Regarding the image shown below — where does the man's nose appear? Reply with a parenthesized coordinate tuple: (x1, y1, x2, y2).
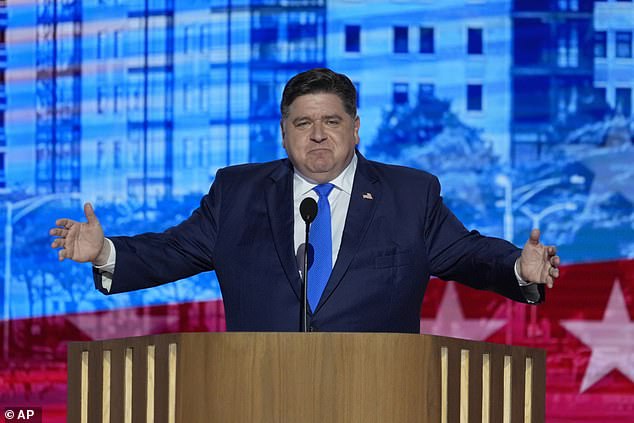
(309, 122, 327, 142)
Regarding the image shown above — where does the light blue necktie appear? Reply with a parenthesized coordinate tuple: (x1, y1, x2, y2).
(308, 183, 334, 312)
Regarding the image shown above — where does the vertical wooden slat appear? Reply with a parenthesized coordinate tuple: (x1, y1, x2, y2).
(103, 350, 112, 423)
(503, 355, 512, 423)
(481, 353, 491, 423)
(124, 347, 133, 423)
(81, 351, 89, 423)
(441, 347, 448, 423)
(147, 345, 156, 423)
(460, 349, 470, 423)
(168, 342, 177, 423)
(525, 357, 533, 423)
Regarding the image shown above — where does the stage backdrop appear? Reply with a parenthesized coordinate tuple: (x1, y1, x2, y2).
(1, 0, 633, 421)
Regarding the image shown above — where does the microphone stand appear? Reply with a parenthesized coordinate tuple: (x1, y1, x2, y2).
(299, 196, 317, 333)
(301, 221, 310, 332)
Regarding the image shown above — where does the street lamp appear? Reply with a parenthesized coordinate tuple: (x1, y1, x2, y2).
(3, 192, 81, 360)
(495, 174, 585, 243)
(518, 202, 578, 230)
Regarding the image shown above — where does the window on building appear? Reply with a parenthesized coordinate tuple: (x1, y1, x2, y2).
(594, 31, 607, 58)
(419, 27, 434, 54)
(113, 140, 122, 169)
(114, 85, 125, 114)
(467, 84, 483, 111)
(616, 87, 632, 116)
(393, 82, 409, 105)
(128, 81, 143, 111)
(183, 83, 200, 111)
(97, 31, 107, 59)
(199, 79, 210, 112)
(557, 26, 579, 67)
(393, 26, 408, 53)
(184, 25, 196, 53)
(97, 140, 106, 169)
(183, 138, 195, 167)
(345, 25, 360, 53)
(615, 31, 632, 58)
(418, 83, 435, 101)
(200, 24, 212, 52)
(199, 137, 210, 167)
(557, 0, 579, 11)
(97, 87, 107, 114)
(467, 27, 483, 55)
(114, 31, 122, 58)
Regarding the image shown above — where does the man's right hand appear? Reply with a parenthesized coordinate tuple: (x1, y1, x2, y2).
(49, 202, 109, 265)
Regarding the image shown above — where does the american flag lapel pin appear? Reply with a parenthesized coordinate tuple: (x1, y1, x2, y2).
(362, 192, 373, 200)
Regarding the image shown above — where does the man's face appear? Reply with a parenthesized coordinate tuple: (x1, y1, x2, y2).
(281, 93, 360, 184)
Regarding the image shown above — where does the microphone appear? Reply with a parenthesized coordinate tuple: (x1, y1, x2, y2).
(300, 197, 318, 224)
(299, 197, 318, 332)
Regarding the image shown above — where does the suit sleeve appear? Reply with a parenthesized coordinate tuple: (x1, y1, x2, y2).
(93, 172, 222, 295)
(424, 176, 544, 304)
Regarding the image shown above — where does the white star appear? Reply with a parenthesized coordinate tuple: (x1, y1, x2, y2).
(420, 282, 507, 341)
(560, 280, 634, 392)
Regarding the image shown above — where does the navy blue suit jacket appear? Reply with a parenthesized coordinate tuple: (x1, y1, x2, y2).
(95, 152, 542, 333)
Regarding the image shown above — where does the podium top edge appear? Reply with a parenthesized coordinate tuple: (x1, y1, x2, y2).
(66, 331, 546, 356)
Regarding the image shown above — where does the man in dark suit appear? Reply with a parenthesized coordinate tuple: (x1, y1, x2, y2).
(50, 68, 560, 333)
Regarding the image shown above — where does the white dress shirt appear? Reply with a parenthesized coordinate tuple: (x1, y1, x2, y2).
(292, 154, 357, 271)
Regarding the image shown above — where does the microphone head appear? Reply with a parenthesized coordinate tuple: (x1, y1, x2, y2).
(300, 197, 318, 224)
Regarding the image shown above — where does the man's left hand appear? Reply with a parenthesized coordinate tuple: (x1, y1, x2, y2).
(518, 228, 560, 288)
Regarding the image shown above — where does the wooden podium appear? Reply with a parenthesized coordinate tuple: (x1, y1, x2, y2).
(68, 332, 545, 422)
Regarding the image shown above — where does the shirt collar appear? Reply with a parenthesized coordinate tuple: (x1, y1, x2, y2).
(293, 152, 358, 198)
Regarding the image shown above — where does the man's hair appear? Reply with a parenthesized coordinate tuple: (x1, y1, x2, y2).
(280, 68, 357, 118)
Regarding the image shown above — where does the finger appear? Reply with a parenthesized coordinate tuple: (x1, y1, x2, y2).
(547, 245, 557, 256)
(49, 228, 68, 237)
(84, 202, 100, 225)
(58, 249, 66, 261)
(51, 239, 65, 249)
(550, 255, 560, 267)
(55, 218, 73, 227)
(550, 267, 559, 278)
(529, 228, 541, 245)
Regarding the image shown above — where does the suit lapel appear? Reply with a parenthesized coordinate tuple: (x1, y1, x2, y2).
(315, 153, 380, 312)
(265, 160, 302, 301)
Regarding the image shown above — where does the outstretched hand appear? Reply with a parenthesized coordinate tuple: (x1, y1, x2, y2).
(518, 228, 560, 288)
(49, 202, 107, 264)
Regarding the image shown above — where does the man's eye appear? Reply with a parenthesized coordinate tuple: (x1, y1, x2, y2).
(295, 121, 311, 128)
(325, 119, 340, 127)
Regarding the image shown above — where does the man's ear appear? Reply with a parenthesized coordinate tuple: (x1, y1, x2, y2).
(354, 116, 360, 145)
